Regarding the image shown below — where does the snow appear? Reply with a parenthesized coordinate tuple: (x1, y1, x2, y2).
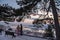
(0, 21, 8, 26)
(0, 21, 33, 28)
(0, 21, 48, 40)
(0, 21, 47, 33)
(0, 32, 47, 40)
(23, 18, 34, 24)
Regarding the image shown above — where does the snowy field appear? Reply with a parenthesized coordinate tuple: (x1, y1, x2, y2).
(0, 33, 47, 40)
(0, 21, 46, 30)
(0, 20, 56, 40)
(0, 20, 48, 40)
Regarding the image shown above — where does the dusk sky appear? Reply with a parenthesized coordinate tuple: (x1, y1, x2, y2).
(0, 0, 20, 9)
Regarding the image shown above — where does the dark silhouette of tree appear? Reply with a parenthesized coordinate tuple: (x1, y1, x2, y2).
(50, 0, 60, 40)
(16, 0, 41, 15)
(0, 4, 16, 21)
(0, 4, 15, 17)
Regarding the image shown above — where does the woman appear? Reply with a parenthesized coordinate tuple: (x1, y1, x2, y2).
(16, 25, 21, 36)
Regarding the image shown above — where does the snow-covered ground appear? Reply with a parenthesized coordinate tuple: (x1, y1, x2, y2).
(0, 21, 48, 40)
(0, 21, 33, 29)
(0, 21, 46, 34)
(0, 20, 47, 40)
(0, 32, 47, 40)
(23, 18, 34, 24)
(0, 20, 56, 40)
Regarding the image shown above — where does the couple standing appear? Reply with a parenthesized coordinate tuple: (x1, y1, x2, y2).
(16, 25, 21, 36)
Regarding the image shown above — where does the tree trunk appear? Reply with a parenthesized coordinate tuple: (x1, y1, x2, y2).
(50, 0, 60, 40)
